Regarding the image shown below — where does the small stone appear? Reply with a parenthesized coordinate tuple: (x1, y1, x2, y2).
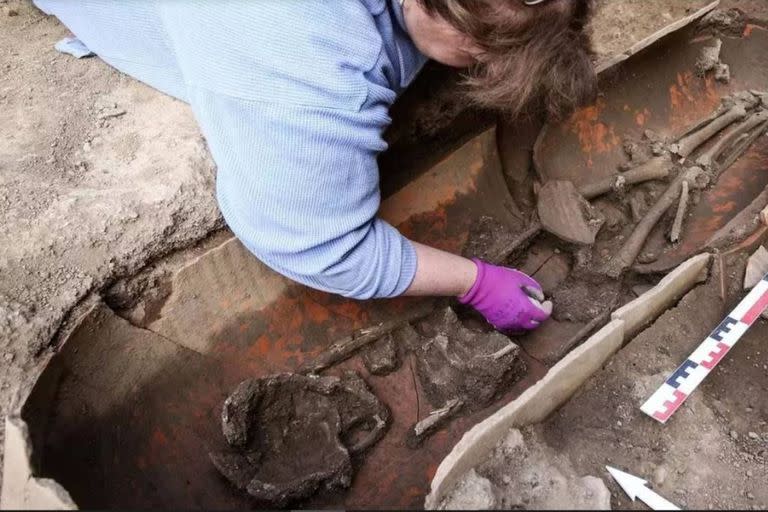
(441, 469, 497, 510)
(4, 352, 13, 363)
(748, 432, 759, 440)
(747, 470, 754, 478)
(638, 251, 658, 264)
(653, 466, 668, 486)
(747, 492, 755, 500)
(502, 474, 511, 485)
(730, 430, 739, 440)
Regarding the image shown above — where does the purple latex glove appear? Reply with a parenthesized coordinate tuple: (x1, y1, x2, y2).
(459, 258, 553, 332)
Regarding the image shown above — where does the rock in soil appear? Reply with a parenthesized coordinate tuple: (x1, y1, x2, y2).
(440, 429, 610, 510)
(210, 371, 389, 507)
(362, 331, 399, 376)
(439, 469, 498, 510)
(744, 245, 768, 290)
(414, 307, 527, 411)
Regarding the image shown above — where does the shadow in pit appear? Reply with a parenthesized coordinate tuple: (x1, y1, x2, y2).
(23, 300, 549, 509)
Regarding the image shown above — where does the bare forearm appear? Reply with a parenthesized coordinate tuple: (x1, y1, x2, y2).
(403, 241, 477, 297)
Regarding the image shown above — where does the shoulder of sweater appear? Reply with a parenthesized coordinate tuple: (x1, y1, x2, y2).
(160, 2, 388, 112)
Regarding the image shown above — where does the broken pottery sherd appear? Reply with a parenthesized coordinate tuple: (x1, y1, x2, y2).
(537, 180, 604, 245)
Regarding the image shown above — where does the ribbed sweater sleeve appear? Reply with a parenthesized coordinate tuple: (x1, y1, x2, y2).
(194, 89, 418, 299)
(34, 0, 424, 299)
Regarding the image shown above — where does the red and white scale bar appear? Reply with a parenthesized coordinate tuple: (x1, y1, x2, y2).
(641, 272, 768, 423)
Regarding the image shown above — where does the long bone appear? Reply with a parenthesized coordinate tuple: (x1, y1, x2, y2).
(604, 167, 706, 278)
(696, 110, 768, 168)
(670, 180, 690, 243)
(717, 120, 768, 173)
(579, 155, 672, 199)
(673, 104, 747, 158)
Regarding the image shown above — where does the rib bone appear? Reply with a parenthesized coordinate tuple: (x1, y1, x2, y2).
(696, 110, 768, 168)
(718, 120, 768, 173)
(674, 104, 747, 158)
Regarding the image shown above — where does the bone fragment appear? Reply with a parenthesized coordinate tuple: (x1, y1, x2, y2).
(695, 39, 722, 75)
(696, 110, 768, 168)
(629, 190, 647, 223)
(299, 304, 433, 374)
(714, 62, 731, 83)
(579, 155, 673, 199)
(604, 167, 705, 277)
(670, 180, 690, 243)
(749, 90, 768, 109)
(674, 104, 748, 158)
(407, 398, 464, 448)
(554, 309, 612, 361)
(718, 120, 768, 173)
(707, 184, 768, 250)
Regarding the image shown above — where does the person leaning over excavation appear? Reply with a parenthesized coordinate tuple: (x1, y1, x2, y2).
(37, 0, 597, 333)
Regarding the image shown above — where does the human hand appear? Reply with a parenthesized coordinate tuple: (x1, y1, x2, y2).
(458, 258, 553, 333)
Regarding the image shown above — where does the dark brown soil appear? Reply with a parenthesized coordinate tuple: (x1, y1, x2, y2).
(210, 372, 389, 507)
(551, 277, 622, 323)
(413, 307, 527, 411)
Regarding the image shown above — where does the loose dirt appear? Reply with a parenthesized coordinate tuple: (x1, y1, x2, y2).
(441, 429, 612, 510)
(590, 0, 715, 60)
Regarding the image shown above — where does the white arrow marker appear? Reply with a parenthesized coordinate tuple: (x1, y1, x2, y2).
(606, 466, 681, 511)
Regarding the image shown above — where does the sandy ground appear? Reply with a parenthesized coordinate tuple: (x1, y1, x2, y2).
(591, 0, 715, 59)
(0, 0, 761, 503)
(538, 262, 768, 510)
(444, 253, 768, 510)
(0, 0, 222, 491)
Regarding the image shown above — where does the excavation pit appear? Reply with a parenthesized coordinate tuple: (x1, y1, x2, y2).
(6, 11, 768, 511)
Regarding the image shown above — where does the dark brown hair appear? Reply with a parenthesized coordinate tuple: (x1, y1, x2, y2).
(418, 0, 597, 119)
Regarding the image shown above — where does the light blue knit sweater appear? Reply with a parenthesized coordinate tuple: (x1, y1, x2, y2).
(36, 0, 428, 299)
